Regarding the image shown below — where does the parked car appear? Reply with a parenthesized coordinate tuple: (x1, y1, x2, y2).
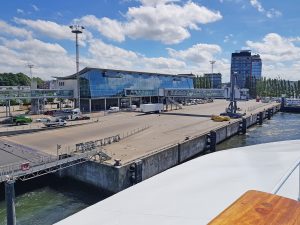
(12, 115, 32, 126)
(36, 117, 51, 123)
(44, 118, 67, 127)
(44, 110, 55, 116)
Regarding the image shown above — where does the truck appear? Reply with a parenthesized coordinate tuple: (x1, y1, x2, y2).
(140, 104, 164, 113)
(44, 118, 67, 127)
(67, 108, 82, 120)
(12, 115, 32, 126)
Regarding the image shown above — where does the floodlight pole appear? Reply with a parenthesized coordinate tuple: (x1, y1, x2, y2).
(209, 60, 216, 88)
(70, 25, 84, 110)
(27, 64, 34, 89)
(228, 71, 237, 114)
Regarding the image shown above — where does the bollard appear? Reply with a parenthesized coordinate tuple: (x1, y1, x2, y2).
(267, 108, 271, 120)
(241, 118, 247, 134)
(5, 179, 16, 225)
(210, 130, 217, 152)
(129, 160, 143, 185)
(258, 112, 263, 125)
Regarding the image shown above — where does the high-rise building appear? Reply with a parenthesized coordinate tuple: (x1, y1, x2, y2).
(203, 73, 222, 89)
(230, 50, 262, 88)
(251, 54, 262, 79)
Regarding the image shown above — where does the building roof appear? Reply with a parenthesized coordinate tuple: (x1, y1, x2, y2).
(56, 67, 195, 80)
(55, 140, 300, 225)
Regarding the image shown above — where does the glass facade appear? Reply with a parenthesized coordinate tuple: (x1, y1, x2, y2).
(231, 51, 262, 88)
(251, 55, 262, 79)
(79, 68, 194, 98)
(204, 73, 222, 89)
(231, 51, 252, 88)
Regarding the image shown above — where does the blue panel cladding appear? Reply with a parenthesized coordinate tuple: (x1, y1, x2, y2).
(79, 69, 194, 98)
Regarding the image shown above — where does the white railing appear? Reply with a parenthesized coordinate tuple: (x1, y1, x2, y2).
(272, 159, 300, 201)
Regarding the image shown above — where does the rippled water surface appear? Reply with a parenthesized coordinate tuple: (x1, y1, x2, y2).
(217, 112, 300, 150)
(0, 176, 111, 225)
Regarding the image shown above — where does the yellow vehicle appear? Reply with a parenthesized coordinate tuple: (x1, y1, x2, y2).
(211, 115, 231, 122)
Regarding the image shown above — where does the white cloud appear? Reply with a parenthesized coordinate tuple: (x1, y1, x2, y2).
(124, 1, 222, 44)
(14, 18, 73, 40)
(84, 38, 186, 73)
(0, 20, 32, 38)
(76, 1, 222, 44)
(246, 33, 300, 62)
(249, 0, 282, 18)
(143, 57, 186, 70)
(166, 43, 231, 80)
(0, 37, 74, 79)
(17, 9, 24, 14)
(167, 43, 222, 63)
(32, 4, 39, 12)
(85, 38, 138, 68)
(76, 15, 125, 42)
(14, 18, 93, 44)
(246, 33, 300, 80)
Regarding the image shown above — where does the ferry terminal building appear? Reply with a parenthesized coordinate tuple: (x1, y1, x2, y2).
(56, 67, 195, 112)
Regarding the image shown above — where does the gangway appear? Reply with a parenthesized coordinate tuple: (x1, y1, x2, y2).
(166, 97, 183, 109)
(2, 147, 110, 225)
(0, 148, 108, 182)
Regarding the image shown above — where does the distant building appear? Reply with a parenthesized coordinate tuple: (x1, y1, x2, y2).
(231, 50, 262, 88)
(251, 54, 262, 79)
(38, 81, 50, 89)
(203, 73, 222, 89)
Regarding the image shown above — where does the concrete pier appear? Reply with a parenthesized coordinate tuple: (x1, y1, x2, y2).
(61, 103, 281, 193)
(1, 100, 280, 193)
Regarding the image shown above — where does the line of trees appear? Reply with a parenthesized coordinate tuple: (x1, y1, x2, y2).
(0, 72, 45, 87)
(193, 76, 212, 89)
(246, 77, 300, 98)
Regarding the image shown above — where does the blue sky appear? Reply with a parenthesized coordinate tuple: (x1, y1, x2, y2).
(0, 0, 299, 81)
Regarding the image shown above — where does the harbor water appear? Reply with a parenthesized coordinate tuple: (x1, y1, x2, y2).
(217, 112, 300, 150)
(0, 176, 111, 225)
(0, 112, 299, 225)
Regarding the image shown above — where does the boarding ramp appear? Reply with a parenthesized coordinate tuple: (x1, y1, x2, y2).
(124, 88, 225, 99)
(0, 89, 74, 100)
(164, 88, 225, 98)
(166, 97, 183, 109)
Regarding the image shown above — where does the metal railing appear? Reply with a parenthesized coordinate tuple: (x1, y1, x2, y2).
(272, 158, 300, 201)
(0, 89, 74, 100)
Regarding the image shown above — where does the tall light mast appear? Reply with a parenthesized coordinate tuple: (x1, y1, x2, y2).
(209, 60, 216, 88)
(69, 25, 84, 109)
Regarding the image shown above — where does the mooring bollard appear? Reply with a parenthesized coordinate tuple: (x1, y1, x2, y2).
(267, 108, 272, 120)
(5, 178, 16, 225)
(241, 118, 247, 134)
(210, 130, 217, 152)
(258, 112, 263, 125)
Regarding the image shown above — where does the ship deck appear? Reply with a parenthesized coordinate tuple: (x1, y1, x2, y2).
(55, 140, 300, 225)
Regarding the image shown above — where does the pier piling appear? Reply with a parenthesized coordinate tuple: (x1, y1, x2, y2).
(258, 112, 263, 125)
(5, 179, 16, 225)
(210, 131, 217, 152)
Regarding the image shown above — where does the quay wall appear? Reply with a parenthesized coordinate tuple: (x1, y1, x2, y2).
(61, 104, 280, 193)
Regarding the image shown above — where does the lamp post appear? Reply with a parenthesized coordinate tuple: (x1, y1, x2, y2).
(69, 25, 84, 110)
(228, 71, 237, 114)
(209, 60, 216, 88)
(27, 64, 34, 89)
